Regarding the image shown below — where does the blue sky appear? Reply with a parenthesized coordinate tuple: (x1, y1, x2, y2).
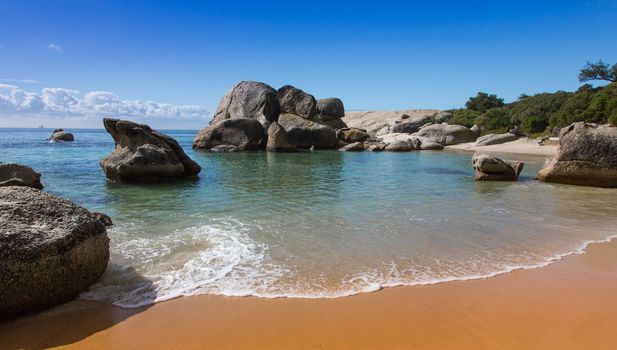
(1, 0, 616, 128)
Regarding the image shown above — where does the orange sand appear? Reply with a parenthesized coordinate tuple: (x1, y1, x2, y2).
(2, 240, 617, 350)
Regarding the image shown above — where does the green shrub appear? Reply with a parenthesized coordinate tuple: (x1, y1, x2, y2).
(447, 109, 482, 128)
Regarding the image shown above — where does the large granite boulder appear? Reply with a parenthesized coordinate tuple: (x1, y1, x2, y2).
(101, 118, 201, 182)
(538, 123, 617, 187)
(277, 85, 317, 119)
(278, 113, 338, 149)
(266, 121, 296, 152)
(338, 142, 364, 152)
(337, 128, 369, 143)
(472, 154, 524, 181)
(385, 140, 413, 152)
(391, 121, 423, 134)
(0, 186, 109, 320)
(475, 133, 519, 146)
(414, 124, 478, 146)
(193, 118, 264, 151)
(210, 81, 280, 129)
(0, 163, 43, 189)
(316, 98, 345, 121)
(48, 128, 74, 142)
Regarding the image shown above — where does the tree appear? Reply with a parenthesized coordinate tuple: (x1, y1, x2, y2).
(465, 92, 504, 112)
(578, 61, 617, 83)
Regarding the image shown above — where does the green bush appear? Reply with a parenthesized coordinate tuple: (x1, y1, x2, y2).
(521, 115, 548, 134)
(474, 107, 512, 133)
(447, 109, 482, 128)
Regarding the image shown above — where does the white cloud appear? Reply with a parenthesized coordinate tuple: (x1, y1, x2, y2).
(0, 78, 42, 84)
(47, 43, 63, 53)
(0, 84, 210, 122)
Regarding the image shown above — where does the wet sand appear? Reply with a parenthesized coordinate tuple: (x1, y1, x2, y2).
(2, 238, 617, 349)
(446, 138, 558, 157)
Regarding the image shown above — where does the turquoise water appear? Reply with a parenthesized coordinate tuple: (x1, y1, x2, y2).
(2, 128, 617, 307)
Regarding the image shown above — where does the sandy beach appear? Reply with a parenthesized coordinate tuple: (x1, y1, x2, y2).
(445, 138, 558, 157)
(1, 236, 616, 350)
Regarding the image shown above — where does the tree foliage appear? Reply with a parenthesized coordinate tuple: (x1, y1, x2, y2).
(578, 61, 617, 83)
(465, 92, 505, 112)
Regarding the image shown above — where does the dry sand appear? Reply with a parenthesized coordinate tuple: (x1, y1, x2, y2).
(446, 138, 558, 157)
(2, 238, 617, 350)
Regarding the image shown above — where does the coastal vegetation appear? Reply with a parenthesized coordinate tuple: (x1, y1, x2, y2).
(447, 61, 617, 135)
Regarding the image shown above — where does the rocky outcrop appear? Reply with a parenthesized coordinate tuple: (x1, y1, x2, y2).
(414, 124, 478, 146)
(0, 186, 109, 320)
(338, 142, 364, 152)
(266, 121, 296, 152)
(337, 128, 369, 143)
(475, 133, 519, 146)
(48, 128, 74, 142)
(193, 118, 264, 151)
(100, 118, 201, 182)
(342, 110, 438, 136)
(391, 121, 423, 134)
(472, 154, 524, 181)
(277, 85, 317, 119)
(278, 113, 338, 149)
(316, 98, 345, 121)
(538, 122, 617, 187)
(210, 81, 280, 130)
(0, 163, 43, 189)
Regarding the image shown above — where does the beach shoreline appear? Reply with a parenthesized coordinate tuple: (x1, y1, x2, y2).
(445, 138, 558, 157)
(2, 236, 617, 349)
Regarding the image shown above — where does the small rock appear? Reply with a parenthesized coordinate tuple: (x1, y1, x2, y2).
(0, 163, 43, 190)
(339, 142, 364, 152)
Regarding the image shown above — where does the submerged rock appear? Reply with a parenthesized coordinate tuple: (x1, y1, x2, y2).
(475, 133, 518, 146)
(193, 118, 264, 151)
(0, 186, 109, 320)
(278, 113, 338, 149)
(538, 122, 617, 187)
(210, 81, 280, 130)
(277, 85, 317, 119)
(0, 163, 43, 189)
(100, 118, 201, 182)
(48, 128, 74, 142)
(266, 121, 296, 152)
(472, 154, 524, 181)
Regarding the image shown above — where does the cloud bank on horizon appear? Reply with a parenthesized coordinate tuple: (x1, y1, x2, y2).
(0, 84, 211, 128)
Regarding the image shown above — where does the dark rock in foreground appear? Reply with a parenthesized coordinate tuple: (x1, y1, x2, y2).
(193, 118, 264, 151)
(266, 121, 296, 152)
(100, 118, 201, 182)
(211, 81, 280, 130)
(278, 113, 338, 149)
(538, 122, 617, 187)
(0, 163, 43, 189)
(0, 186, 109, 320)
(473, 154, 524, 181)
(48, 128, 74, 142)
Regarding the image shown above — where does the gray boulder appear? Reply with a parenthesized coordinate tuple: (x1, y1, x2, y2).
(0, 163, 43, 190)
(414, 124, 478, 146)
(210, 81, 280, 130)
(315, 117, 347, 129)
(193, 118, 264, 151)
(472, 154, 524, 181)
(391, 121, 423, 134)
(316, 98, 345, 121)
(210, 145, 240, 152)
(419, 141, 444, 150)
(338, 142, 364, 152)
(385, 140, 413, 152)
(337, 128, 369, 143)
(538, 122, 617, 187)
(266, 121, 296, 152)
(48, 128, 74, 142)
(278, 113, 338, 149)
(92, 212, 113, 227)
(0, 186, 109, 320)
(101, 118, 201, 182)
(475, 133, 519, 146)
(277, 85, 317, 119)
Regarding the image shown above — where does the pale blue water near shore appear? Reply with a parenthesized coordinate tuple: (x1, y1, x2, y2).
(2, 128, 617, 307)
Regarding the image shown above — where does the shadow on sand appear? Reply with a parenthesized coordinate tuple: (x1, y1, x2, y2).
(0, 265, 155, 350)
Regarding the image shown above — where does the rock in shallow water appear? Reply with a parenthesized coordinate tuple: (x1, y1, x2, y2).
(538, 122, 617, 187)
(48, 128, 74, 142)
(266, 121, 296, 152)
(193, 118, 264, 151)
(472, 154, 524, 181)
(0, 186, 110, 320)
(100, 118, 201, 183)
(0, 163, 43, 189)
(278, 113, 338, 149)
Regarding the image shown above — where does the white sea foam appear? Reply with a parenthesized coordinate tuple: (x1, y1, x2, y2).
(81, 217, 617, 307)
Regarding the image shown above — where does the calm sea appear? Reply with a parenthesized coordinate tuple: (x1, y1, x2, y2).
(2, 127, 616, 307)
